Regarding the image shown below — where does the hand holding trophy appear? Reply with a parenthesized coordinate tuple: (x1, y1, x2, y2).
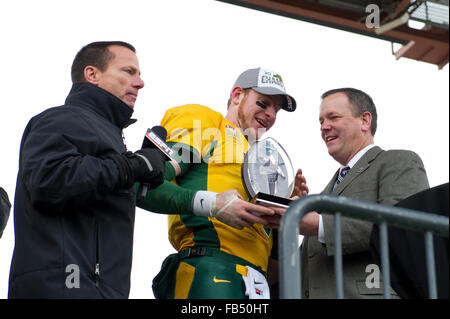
(242, 137, 300, 228)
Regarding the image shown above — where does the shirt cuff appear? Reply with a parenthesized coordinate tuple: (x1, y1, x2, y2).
(318, 214, 325, 243)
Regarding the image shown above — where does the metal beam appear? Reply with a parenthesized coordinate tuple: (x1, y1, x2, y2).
(216, 0, 449, 68)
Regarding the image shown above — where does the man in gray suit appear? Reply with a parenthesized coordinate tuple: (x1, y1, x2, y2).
(298, 88, 429, 299)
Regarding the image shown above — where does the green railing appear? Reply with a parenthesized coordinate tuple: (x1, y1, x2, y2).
(279, 194, 449, 299)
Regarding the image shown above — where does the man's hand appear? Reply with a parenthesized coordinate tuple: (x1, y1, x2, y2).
(133, 148, 167, 188)
(257, 168, 310, 229)
(291, 168, 309, 199)
(299, 211, 320, 236)
(107, 148, 167, 189)
(213, 190, 276, 230)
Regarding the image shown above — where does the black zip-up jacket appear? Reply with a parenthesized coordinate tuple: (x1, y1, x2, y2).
(0, 187, 11, 238)
(9, 82, 137, 298)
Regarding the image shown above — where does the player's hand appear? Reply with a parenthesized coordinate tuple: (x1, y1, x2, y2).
(290, 168, 309, 200)
(213, 190, 276, 230)
(260, 206, 286, 229)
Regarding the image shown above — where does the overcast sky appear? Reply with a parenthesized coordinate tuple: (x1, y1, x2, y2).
(0, 0, 448, 299)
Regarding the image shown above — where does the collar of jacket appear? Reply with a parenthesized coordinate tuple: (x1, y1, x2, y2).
(327, 146, 385, 194)
(65, 82, 137, 129)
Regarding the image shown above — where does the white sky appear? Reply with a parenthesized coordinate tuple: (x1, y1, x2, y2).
(0, 0, 448, 299)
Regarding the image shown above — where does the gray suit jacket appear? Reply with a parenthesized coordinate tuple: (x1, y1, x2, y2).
(300, 146, 429, 298)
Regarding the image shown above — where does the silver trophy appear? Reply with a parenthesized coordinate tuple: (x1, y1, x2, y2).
(242, 137, 295, 208)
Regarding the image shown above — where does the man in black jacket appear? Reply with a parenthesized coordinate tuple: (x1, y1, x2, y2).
(8, 41, 167, 298)
(0, 187, 11, 238)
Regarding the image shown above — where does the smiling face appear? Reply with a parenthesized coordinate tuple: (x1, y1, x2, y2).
(232, 89, 282, 140)
(319, 92, 373, 165)
(86, 45, 145, 109)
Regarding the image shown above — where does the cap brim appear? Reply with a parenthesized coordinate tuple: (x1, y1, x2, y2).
(283, 95, 296, 112)
(253, 87, 297, 112)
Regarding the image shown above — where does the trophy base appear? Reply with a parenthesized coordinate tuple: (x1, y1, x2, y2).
(250, 192, 292, 209)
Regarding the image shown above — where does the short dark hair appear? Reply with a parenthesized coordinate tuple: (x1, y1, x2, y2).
(71, 41, 136, 83)
(321, 87, 378, 136)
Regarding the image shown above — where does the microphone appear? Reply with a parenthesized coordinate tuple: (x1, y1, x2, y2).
(137, 126, 174, 203)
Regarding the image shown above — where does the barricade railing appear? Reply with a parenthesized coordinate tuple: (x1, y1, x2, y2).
(278, 194, 449, 299)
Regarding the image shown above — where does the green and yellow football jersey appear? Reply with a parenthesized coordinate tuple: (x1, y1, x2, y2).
(161, 104, 273, 273)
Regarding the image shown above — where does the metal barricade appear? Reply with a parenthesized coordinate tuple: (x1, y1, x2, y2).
(279, 194, 449, 299)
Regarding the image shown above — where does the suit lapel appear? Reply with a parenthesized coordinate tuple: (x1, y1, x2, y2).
(332, 146, 384, 195)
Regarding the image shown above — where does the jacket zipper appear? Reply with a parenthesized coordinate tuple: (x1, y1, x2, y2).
(94, 221, 100, 288)
(94, 263, 100, 287)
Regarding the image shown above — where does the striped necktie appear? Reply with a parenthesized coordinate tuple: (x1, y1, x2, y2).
(334, 165, 350, 189)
